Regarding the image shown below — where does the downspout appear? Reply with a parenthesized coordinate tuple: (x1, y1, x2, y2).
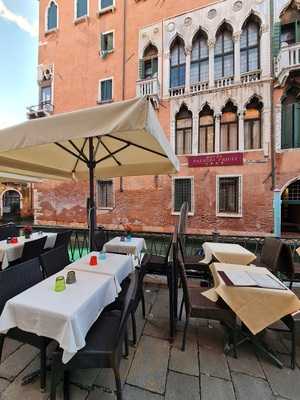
(122, 0, 127, 100)
(270, 0, 276, 190)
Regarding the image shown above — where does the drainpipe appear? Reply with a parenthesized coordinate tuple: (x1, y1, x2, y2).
(270, 0, 276, 190)
(273, 188, 281, 237)
(122, 0, 127, 100)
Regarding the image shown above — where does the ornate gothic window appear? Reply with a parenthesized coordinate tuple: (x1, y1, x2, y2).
(170, 37, 186, 88)
(175, 105, 192, 155)
(191, 30, 209, 84)
(215, 24, 234, 79)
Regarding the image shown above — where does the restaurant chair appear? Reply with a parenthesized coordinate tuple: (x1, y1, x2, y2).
(140, 235, 172, 279)
(9, 237, 47, 266)
(93, 228, 107, 251)
(40, 245, 70, 278)
(54, 230, 72, 250)
(174, 243, 237, 354)
(0, 258, 51, 390)
(50, 271, 137, 400)
(254, 237, 283, 273)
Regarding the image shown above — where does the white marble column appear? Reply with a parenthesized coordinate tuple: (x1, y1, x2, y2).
(214, 113, 221, 153)
(233, 32, 241, 84)
(238, 111, 244, 151)
(185, 47, 191, 94)
(208, 39, 215, 89)
(262, 108, 272, 157)
(260, 24, 271, 79)
(192, 114, 199, 154)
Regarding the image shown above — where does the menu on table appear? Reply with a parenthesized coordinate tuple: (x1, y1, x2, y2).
(219, 270, 287, 290)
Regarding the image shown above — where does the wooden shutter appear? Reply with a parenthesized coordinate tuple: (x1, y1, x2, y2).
(100, 33, 105, 52)
(152, 57, 158, 75)
(138, 60, 145, 80)
(294, 103, 300, 148)
(296, 21, 300, 43)
(272, 22, 281, 58)
(281, 103, 293, 149)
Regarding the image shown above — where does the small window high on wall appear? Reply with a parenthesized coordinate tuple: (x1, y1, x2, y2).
(191, 30, 209, 84)
(170, 37, 186, 88)
(139, 44, 158, 80)
(47, 1, 58, 31)
(172, 177, 193, 214)
(97, 180, 114, 208)
(240, 16, 260, 73)
(214, 24, 234, 79)
(217, 176, 242, 216)
(175, 105, 192, 155)
(220, 101, 238, 151)
(76, 0, 88, 19)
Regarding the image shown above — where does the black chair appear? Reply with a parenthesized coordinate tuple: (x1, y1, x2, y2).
(50, 272, 137, 400)
(40, 245, 70, 278)
(254, 237, 283, 273)
(0, 223, 18, 241)
(140, 236, 172, 279)
(54, 230, 72, 250)
(174, 240, 237, 353)
(0, 258, 51, 390)
(9, 237, 47, 266)
(93, 229, 107, 251)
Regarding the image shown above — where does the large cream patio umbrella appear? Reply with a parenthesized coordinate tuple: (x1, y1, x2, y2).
(0, 97, 179, 248)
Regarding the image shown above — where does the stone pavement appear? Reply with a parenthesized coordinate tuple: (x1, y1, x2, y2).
(0, 285, 300, 400)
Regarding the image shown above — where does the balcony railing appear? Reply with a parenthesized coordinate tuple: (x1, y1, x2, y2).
(275, 42, 300, 85)
(169, 86, 185, 97)
(241, 70, 261, 84)
(214, 76, 234, 88)
(27, 102, 54, 119)
(136, 77, 160, 98)
(190, 81, 209, 94)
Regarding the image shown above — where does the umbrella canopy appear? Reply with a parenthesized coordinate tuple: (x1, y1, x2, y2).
(0, 97, 179, 180)
(0, 97, 179, 249)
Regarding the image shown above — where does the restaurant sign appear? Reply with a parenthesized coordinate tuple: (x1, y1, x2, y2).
(188, 152, 243, 168)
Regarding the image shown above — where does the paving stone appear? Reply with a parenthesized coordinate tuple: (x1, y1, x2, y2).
(0, 377, 10, 394)
(1, 339, 22, 362)
(95, 344, 135, 390)
(127, 335, 169, 394)
(87, 386, 116, 400)
(169, 330, 199, 376)
(232, 372, 275, 400)
(53, 383, 88, 400)
(70, 368, 100, 390)
(201, 374, 235, 400)
(128, 302, 146, 344)
(165, 371, 199, 400)
(148, 291, 170, 320)
(261, 355, 300, 400)
(0, 344, 39, 381)
(1, 357, 48, 400)
(199, 345, 230, 381)
(123, 384, 163, 400)
(227, 343, 265, 378)
(144, 317, 170, 340)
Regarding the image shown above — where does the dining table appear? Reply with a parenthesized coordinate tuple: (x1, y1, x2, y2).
(103, 236, 147, 261)
(202, 242, 256, 265)
(0, 251, 134, 364)
(0, 232, 57, 269)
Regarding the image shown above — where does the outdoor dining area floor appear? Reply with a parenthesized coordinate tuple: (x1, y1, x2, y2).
(0, 283, 300, 400)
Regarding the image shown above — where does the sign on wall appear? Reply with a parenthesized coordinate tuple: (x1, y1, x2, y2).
(188, 153, 244, 168)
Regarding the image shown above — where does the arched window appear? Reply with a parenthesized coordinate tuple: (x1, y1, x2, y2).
(175, 105, 192, 155)
(170, 37, 186, 88)
(139, 44, 158, 80)
(47, 1, 58, 31)
(214, 24, 234, 80)
(199, 104, 214, 153)
(244, 97, 263, 149)
(240, 17, 260, 73)
(281, 86, 300, 149)
(220, 101, 238, 151)
(191, 30, 209, 84)
(76, 0, 88, 19)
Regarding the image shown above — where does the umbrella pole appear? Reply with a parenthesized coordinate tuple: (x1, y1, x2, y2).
(88, 137, 96, 251)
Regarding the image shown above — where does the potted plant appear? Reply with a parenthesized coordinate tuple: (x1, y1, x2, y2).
(121, 223, 132, 241)
(23, 225, 33, 239)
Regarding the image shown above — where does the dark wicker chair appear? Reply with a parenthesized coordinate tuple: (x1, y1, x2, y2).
(40, 245, 70, 278)
(50, 271, 137, 400)
(54, 230, 72, 249)
(0, 258, 51, 390)
(0, 223, 18, 241)
(9, 237, 47, 266)
(174, 241, 237, 354)
(254, 237, 283, 273)
(93, 229, 107, 251)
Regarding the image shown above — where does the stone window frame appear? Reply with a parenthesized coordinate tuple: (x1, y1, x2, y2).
(98, 0, 115, 15)
(216, 174, 243, 218)
(171, 176, 195, 216)
(45, 0, 59, 34)
(98, 77, 114, 104)
(100, 30, 115, 55)
(96, 179, 115, 210)
(74, 0, 89, 22)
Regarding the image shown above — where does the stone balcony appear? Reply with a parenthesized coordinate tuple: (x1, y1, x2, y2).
(27, 102, 54, 120)
(136, 77, 160, 108)
(275, 43, 300, 85)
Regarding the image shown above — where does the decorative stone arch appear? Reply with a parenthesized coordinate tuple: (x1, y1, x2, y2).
(238, 9, 264, 33)
(214, 19, 234, 39)
(280, 176, 300, 194)
(188, 26, 209, 49)
(199, 101, 215, 116)
(279, 0, 300, 19)
(141, 41, 159, 58)
(243, 93, 264, 111)
(45, 0, 59, 32)
(222, 97, 239, 111)
(0, 188, 23, 217)
(167, 33, 186, 54)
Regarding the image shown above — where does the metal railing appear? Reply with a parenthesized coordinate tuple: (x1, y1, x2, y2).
(27, 102, 54, 119)
(275, 42, 300, 85)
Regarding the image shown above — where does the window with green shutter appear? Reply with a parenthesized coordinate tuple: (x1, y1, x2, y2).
(173, 178, 193, 213)
(281, 93, 300, 149)
(100, 79, 113, 103)
(76, 0, 88, 19)
(100, 32, 114, 53)
(47, 1, 58, 31)
(272, 22, 281, 58)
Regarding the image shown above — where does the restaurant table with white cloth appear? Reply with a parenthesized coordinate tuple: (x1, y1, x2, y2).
(0, 232, 57, 269)
(0, 251, 136, 363)
(202, 242, 256, 265)
(103, 237, 146, 260)
(65, 251, 134, 292)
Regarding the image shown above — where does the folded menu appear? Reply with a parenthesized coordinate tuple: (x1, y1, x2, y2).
(219, 270, 287, 290)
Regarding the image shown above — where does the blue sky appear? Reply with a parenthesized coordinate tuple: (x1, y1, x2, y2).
(0, 0, 38, 128)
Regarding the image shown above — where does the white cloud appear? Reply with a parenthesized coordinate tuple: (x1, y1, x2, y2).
(0, 0, 38, 37)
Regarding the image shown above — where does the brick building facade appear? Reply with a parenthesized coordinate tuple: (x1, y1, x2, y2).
(30, 0, 300, 235)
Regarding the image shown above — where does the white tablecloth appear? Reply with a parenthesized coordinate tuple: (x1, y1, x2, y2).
(103, 237, 146, 259)
(0, 232, 57, 269)
(65, 251, 134, 292)
(202, 242, 256, 265)
(0, 270, 118, 363)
